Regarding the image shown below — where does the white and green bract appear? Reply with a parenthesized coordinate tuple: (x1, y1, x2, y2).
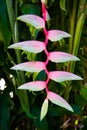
(49, 71, 82, 83)
(40, 98, 48, 121)
(47, 91, 73, 112)
(48, 30, 71, 41)
(49, 51, 79, 63)
(17, 15, 45, 29)
(8, 41, 46, 53)
(18, 81, 46, 91)
(11, 62, 45, 72)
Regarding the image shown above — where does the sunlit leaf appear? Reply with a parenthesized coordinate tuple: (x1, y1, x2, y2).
(18, 81, 46, 91)
(49, 71, 82, 82)
(8, 40, 45, 53)
(47, 91, 73, 112)
(48, 30, 71, 41)
(11, 62, 45, 72)
(17, 14, 45, 29)
(60, 0, 66, 12)
(49, 51, 79, 63)
(40, 98, 48, 121)
(80, 87, 87, 101)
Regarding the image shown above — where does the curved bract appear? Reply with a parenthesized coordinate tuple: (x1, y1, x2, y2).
(8, 40, 46, 53)
(17, 14, 45, 29)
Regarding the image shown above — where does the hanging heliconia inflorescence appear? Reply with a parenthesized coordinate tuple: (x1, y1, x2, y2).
(8, 0, 82, 120)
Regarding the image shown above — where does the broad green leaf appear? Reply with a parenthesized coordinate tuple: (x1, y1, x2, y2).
(40, 98, 48, 121)
(48, 30, 71, 41)
(80, 87, 87, 101)
(20, 4, 41, 16)
(47, 91, 73, 112)
(17, 14, 45, 29)
(49, 71, 82, 82)
(0, 94, 11, 130)
(18, 81, 46, 91)
(11, 62, 45, 72)
(60, 0, 66, 12)
(49, 52, 79, 63)
(32, 106, 48, 130)
(8, 40, 45, 53)
(0, 0, 11, 48)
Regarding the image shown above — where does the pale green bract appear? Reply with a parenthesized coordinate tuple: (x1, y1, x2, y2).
(40, 98, 48, 121)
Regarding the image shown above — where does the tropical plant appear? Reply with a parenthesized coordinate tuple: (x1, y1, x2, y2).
(8, 0, 82, 121)
(0, 0, 87, 130)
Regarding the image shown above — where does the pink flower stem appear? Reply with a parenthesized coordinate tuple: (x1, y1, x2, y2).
(42, 2, 49, 93)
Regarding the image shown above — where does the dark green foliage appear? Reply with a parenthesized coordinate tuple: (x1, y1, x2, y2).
(0, 0, 11, 49)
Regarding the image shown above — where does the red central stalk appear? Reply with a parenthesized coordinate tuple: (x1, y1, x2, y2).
(42, 3, 49, 93)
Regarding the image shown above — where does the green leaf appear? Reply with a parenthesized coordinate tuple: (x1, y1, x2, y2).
(40, 98, 48, 121)
(20, 4, 41, 16)
(0, 0, 11, 48)
(80, 86, 87, 101)
(0, 94, 11, 130)
(60, 0, 66, 12)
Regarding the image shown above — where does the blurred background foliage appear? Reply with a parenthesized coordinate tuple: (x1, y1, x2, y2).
(0, 0, 87, 130)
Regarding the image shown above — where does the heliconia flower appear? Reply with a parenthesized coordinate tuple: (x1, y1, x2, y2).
(8, 0, 83, 121)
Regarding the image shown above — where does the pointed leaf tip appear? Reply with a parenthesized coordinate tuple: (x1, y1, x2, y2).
(18, 81, 46, 91)
(40, 98, 48, 121)
(49, 71, 82, 83)
(48, 30, 71, 41)
(17, 14, 45, 29)
(11, 62, 45, 72)
(8, 41, 45, 53)
(47, 91, 73, 112)
(49, 52, 80, 63)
